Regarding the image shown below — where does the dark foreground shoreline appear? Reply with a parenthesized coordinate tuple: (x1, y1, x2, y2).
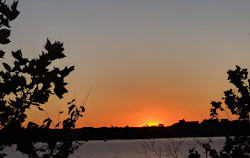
(1, 120, 249, 143)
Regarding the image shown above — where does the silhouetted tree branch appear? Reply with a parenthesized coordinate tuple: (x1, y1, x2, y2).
(137, 138, 185, 158)
(0, 1, 86, 157)
(189, 65, 250, 158)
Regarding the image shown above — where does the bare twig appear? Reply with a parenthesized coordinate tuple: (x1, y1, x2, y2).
(80, 88, 92, 106)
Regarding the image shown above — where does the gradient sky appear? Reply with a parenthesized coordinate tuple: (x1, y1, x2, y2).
(3, 0, 250, 127)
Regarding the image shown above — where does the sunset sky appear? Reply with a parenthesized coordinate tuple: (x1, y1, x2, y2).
(4, 0, 250, 127)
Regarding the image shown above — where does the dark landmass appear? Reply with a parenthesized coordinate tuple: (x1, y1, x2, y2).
(1, 119, 249, 143)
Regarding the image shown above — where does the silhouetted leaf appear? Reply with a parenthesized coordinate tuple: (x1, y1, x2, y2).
(43, 118, 51, 123)
(0, 50, 5, 58)
(55, 122, 60, 127)
(0, 29, 10, 39)
(80, 106, 85, 112)
(68, 104, 75, 114)
(0, 38, 10, 44)
(7, 1, 20, 21)
(44, 39, 52, 50)
(76, 108, 80, 117)
(71, 111, 75, 118)
(0, 29, 11, 44)
(11, 1, 18, 11)
(1, 17, 10, 27)
(67, 99, 75, 105)
(2, 62, 11, 71)
(236, 65, 240, 70)
(54, 83, 68, 99)
(43, 118, 52, 128)
(61, 66, 75, 77)
(12, 49, 22, 60)
(38, 107, 44, 111)
(44, 40, 66, 60)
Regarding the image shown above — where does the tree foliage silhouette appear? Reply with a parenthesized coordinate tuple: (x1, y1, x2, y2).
(0, 39, 74, 130)
(210, 65, 250, 120)
(0, 1, 86, 157)
(0, 0, 19, 48)
(189, 65, 250, 158)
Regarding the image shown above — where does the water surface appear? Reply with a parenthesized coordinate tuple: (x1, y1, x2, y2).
(4, 137, 225, 158)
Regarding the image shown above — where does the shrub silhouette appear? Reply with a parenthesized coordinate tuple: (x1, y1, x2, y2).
(188, 65, 250, 158)
(0, 1, 85, 157)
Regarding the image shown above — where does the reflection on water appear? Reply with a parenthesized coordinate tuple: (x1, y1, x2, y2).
(71, 137, 225, 158)
(4, 137, 225, 158)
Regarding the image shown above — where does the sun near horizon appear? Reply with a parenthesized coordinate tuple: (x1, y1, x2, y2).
(143, 121, 161, 127)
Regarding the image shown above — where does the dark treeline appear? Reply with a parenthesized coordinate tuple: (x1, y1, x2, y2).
(1, 119, 249, 143)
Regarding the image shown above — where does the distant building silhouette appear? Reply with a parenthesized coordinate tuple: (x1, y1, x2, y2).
(158, 124, 165, 127)
(172, 119, 199, 128)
